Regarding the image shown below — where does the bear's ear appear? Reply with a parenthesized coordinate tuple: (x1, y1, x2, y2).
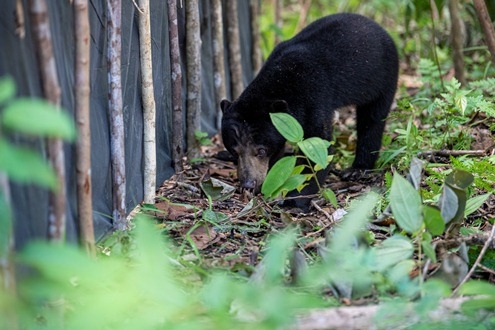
(220, 99, 232, 113)
(271, 100, 288, 112)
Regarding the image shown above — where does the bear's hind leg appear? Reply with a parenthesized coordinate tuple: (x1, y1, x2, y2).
(352, 96, 393, 170)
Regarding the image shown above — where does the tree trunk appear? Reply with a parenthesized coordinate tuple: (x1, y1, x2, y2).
(211, 0, 226, 129)
(473, 0, 495, 66)
(226, 0, 243, 99)
(449, 0, 466, 86)
(167, 0, 184, 174)
(15, 0, 25, 39)
(137, 0, 157, 204)
(0, 173, 15, 293)
(185, 0, 202, 160)
(107, 0, 128, 231)
(274, 0, 282, 45)
(28, 0, 66, 242)
(250, 0, 262, 75)
(74, 0, 95, 255)
(0, 173, 17, 329)
(295, 0, 312, 33)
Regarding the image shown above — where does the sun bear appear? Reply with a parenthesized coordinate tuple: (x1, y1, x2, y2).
(221, 13, 399, 209)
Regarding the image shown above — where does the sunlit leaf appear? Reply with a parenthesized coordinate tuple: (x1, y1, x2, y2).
(297, 137, 330, 169)
(272, 174, 306, 197)
(262, 156, 296, 198)
(390, 172, 423, 234)
(269, 112, 303, 143)
(2, 98, 76, 141)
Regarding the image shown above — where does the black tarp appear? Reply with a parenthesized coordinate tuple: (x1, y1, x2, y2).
(0, 0, 254, 248)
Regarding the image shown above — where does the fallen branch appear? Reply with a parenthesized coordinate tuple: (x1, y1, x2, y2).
(417, 150, 486, 158)
(293, 297, 482, 330)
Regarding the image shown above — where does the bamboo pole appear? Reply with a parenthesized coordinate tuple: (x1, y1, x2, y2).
(167, 0, 184, 174)
(185, 0, 202, 160)
(74, 0, 95, 255)
(28, 0, 66, 242)
(225, 0, 244, 99)
(107, 0, 128, 230)
(211, 0, 226, 129)
(137, 0, 157, 204)
(250, 0, 262, 75)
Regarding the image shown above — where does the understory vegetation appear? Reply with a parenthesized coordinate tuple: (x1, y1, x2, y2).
(1, 0, 495, 329)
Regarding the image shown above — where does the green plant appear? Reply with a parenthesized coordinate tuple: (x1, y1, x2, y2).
(0, 77, 75, 189)
(260, 112, 336, 205)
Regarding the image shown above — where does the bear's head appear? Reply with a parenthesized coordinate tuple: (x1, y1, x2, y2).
(220, 99, 289, 194)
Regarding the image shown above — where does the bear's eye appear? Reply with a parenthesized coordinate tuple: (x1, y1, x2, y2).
(257, 148, 267, 158)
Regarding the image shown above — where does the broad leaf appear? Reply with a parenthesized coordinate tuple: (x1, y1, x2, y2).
(2, 98, 76, 141)
(0, 139, 57, 190)
(374, 235, 414, 271)
(390, 172, 423, 234)
(272, 174, 307, 197)
(297, 137, 331, 169)
(438, 185, 459, 224)
(445, 169, 474, 190)
(269, 112, 303, 143)
(262, 156, 296, 198)
(423, 205, 445, 236)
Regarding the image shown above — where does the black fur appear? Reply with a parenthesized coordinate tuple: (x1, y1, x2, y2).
(221, 13, 399, 209)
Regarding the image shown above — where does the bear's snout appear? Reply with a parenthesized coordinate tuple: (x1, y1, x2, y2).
(240, 178, 257, 191)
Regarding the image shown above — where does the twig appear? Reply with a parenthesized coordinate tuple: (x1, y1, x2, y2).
(311, 200, 333, 221)
(130, 0, 144, 14)
(453, 223, 495, 295)
(478, 263, 495, 277)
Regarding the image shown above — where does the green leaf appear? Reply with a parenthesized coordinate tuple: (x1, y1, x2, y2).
(423, 205, 445, 236)
(0, 76, 15, 104)
(0, 139, 57, 190)
(297, 137, 331, 169)
(272, 174, 307, 197)
(322, 189, 338, 208)
(459, 280, 495, 297)
(374, 235, 414, 271)
(438, 185, 459, 224)
(445, 169, 474, 190)
(2, 98, 76, 141)
(465, 193, 492, 217)
(269, 112, 303, 143)
(390, 172, 423, 234)
(262, 156, 296, 198)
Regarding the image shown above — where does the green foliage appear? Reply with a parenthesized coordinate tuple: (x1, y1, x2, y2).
(0, 76, 76, 192)
(194, 130, 212, 146)
(262, 113, 333, 201)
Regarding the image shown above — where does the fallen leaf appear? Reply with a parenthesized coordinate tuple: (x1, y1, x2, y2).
(188, 224, 218, 250)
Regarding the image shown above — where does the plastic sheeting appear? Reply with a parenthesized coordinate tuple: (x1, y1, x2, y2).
(0, 0, 254, 248)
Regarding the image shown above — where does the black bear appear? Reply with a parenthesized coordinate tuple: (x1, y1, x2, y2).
(221, 13, 399, 209)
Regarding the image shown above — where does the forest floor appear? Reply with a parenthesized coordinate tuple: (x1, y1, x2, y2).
(143, 72, 495, 289)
